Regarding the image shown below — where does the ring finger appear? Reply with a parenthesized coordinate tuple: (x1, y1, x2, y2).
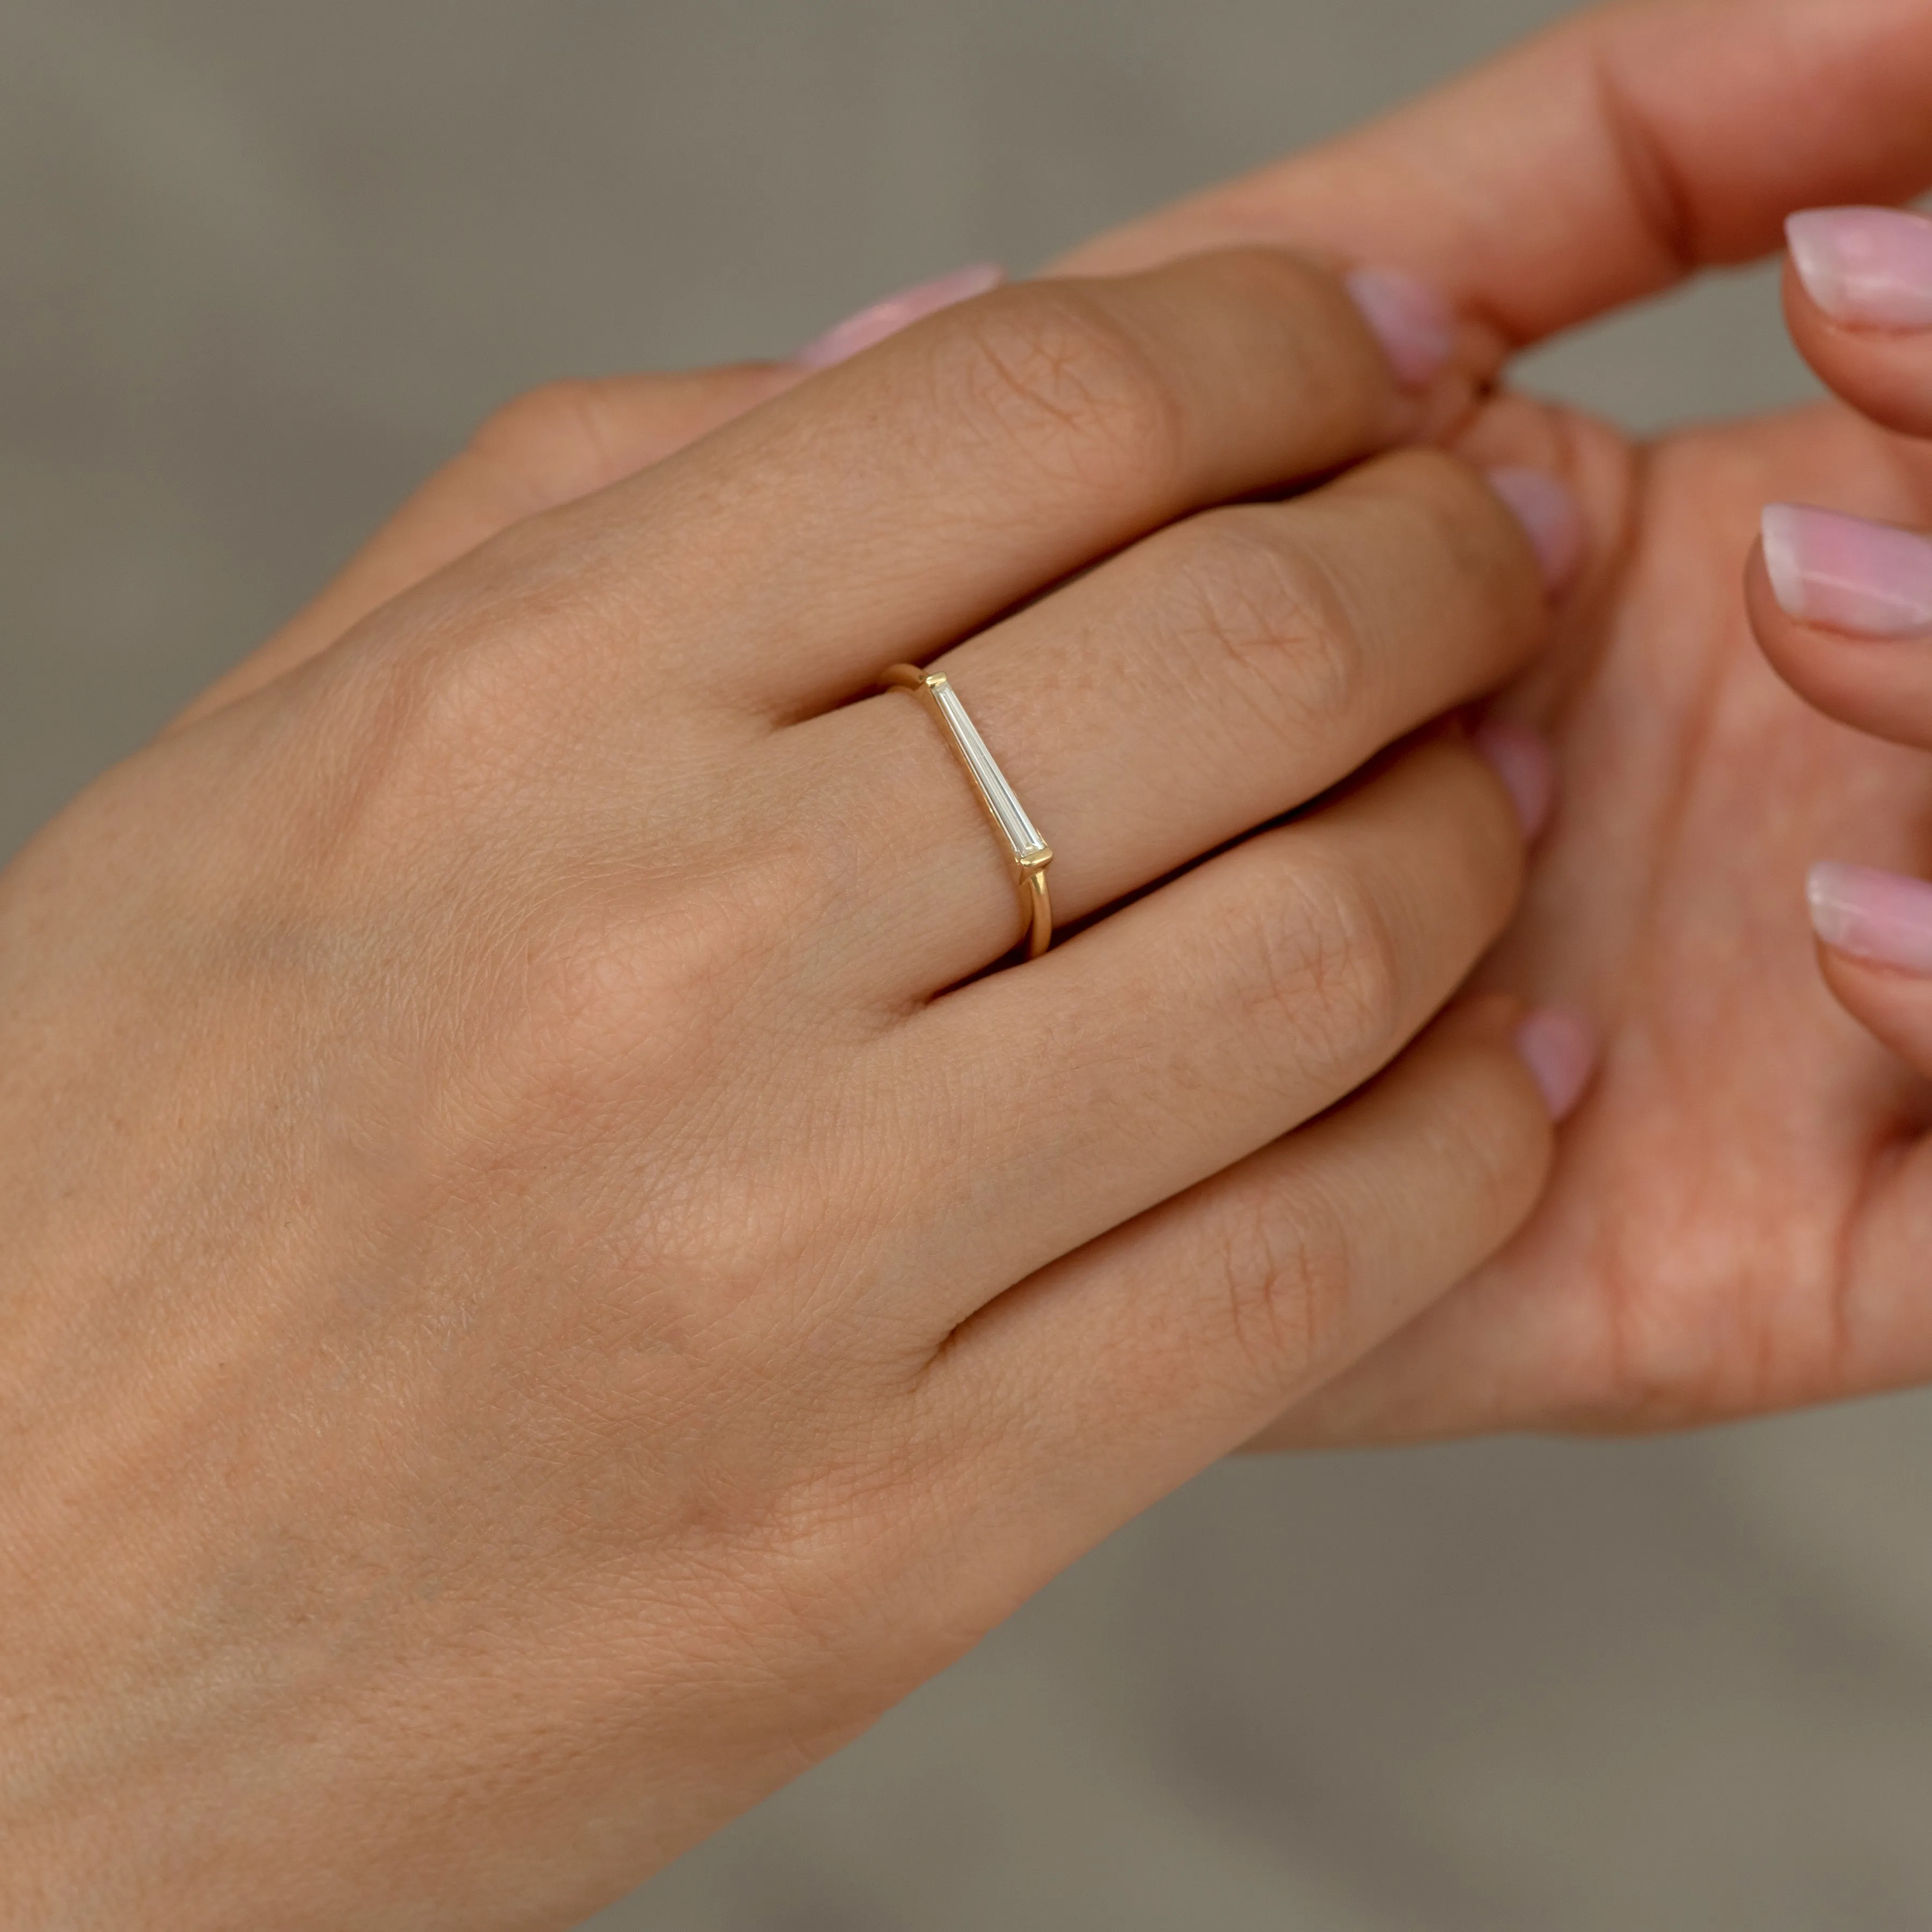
(789, 443, 1568, 997)
(861, 731, 1529, 1326)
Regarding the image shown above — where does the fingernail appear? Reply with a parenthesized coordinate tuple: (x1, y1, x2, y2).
(793, 264, 1005, 370)
(1808, 861, 1932, 974)
(1512, 1006, 1597, 1123)
(1487, 467, 1585, 594)
(1761, 503, 1932, 638)
(1345, 266, 1457, 390)
(1471, 717, 1557, 840)
(1787, 207, 1932, 331)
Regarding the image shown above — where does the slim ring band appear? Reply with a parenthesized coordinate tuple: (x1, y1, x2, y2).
(882, 664, 1054, 961)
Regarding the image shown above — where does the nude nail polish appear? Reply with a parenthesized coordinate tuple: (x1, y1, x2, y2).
(1761, 504, 1932, 638)
(793, 264, 1005, 370)
(1512, 1006, 1597, 1123)
(1471, 717, 1557, 841)
(1345, 267, 1456, 390)
(1487, 467, 1585, 594)
(1787, 208, 1932, 331)
(1809, 861, 1932, 975)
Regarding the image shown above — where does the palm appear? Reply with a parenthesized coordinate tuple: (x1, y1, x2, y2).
(1286, 393, 1932, 1443)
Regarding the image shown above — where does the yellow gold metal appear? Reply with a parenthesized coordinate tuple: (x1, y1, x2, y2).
(882, 663, 1054, 961)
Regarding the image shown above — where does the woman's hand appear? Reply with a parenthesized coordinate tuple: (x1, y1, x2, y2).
(1742, 205, 1932, 1306)
(0, 253, 1568, 1928)
(174, 361, 803, 724)
(1049, 0, 1932, 1445)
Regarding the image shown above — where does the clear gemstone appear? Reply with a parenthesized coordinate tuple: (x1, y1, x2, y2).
(932, 680, 1048, 861)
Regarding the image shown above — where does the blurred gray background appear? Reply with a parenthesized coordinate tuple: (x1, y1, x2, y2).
(6, 3, 1932, 1927)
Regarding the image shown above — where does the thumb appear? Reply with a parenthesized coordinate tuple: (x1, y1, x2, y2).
(1059, 0, 1932, 358)
(173, 362, 798, 728)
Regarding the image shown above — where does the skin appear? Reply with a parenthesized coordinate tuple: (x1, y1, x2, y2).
(0, 257, 1560, 1925)
(1747, 304, 1932, 1115)
(222, 0, 1932, 1448)
(15, 0, 1932, 1917)
(1071, 0, 1932, 1444)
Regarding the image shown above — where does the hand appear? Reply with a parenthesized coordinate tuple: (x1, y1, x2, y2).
(174, 360, 801, 726)
(0, 255, 1567, 1924)
(1067, 0, 1932, 1439)
(1745, 205, 1932, 1295)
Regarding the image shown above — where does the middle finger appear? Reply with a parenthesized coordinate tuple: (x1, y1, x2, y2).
(788, 443, 1560, 997)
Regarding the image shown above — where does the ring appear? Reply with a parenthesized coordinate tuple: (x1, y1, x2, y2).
(882, 664, 1053, 961)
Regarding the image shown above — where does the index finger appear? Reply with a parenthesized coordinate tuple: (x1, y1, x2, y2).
(475, 250, 1411, 718)
(175, 364, 799, 731)
(1063, 0, 1932, 354)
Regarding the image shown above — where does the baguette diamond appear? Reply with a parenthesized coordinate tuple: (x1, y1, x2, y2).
(881, 662, 1055, 961)
(928, 678, 1050, 862)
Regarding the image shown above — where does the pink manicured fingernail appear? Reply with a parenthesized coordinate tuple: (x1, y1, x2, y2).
(1512, 1006, 1597, 1123)
(1809, 861, 1932, 974)
(1471, 717, 1557, 840)
(793, 264, 1005, 370)
(1787, 207, 1932, 330)
(1761, 503, 1932, 638)
(1345, 267, 1456, 390)
(1487, 467, 1585, 593)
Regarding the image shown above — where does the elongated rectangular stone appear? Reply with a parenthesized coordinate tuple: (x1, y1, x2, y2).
(931, 678, 1049, 863)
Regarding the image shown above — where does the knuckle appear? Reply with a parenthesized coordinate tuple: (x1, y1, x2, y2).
(518, 851, 806, 1075)
(468, 378, 620, 504)
(1209, 1184, 1355, 1397)
(1226, 854, 1409, 1079)
(347, 614, 566, 813)
(279, 639, 526, 887)
(942, 283, 1189, 492)
(334, 543, 628, 836)
(523, 906, 718, 1074)
(1151, 512, 1362, 735)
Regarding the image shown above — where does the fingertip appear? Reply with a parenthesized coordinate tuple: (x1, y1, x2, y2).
(1781, 222, 1932, 443)
(1747, 518, 1932, 755)
(1759, 504, 1809, 621)
(1755, 502, 1932, 640)
(1807, 860, 1932, 1080)
(1808, 859, 1932, 976)
(1345, 266, 1457, 392)
(792, 264, 1007, 370)
(1469, 715, 1557, 843)
(1786, 207, 1932, 333)
(1511, 1005, 1598, 1124)
(1485, 465, 1586, 595)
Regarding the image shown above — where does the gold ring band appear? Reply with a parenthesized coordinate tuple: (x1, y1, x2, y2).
(882, 664, 1053, 961)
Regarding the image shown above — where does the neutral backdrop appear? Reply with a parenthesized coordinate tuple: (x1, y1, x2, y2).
(8, 4, 1932, 1928)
